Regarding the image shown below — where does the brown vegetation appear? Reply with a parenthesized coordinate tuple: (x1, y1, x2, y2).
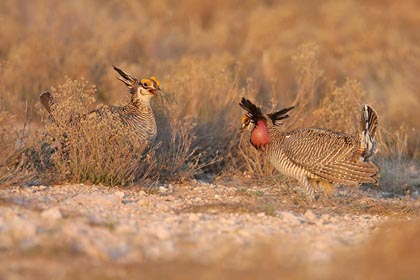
(0, 0, 419, 192)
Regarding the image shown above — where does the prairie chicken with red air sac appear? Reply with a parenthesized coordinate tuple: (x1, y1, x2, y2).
(239, 98, 379, 200)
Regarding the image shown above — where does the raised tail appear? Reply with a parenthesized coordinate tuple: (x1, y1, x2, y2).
(359, 104, 378, 160)
(40, 91, 54, 115)
(40, 91, 61, 126)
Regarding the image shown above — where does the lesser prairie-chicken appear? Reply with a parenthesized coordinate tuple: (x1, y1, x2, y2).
(40, 65, 161, 146)
(239, 98, 379, 200)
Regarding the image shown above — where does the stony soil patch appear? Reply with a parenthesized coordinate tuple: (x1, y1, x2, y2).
(0, 182, 417, 279)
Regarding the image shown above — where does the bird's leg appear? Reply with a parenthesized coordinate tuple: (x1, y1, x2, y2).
(318, 180, 336, 197)
(308, 178, 320, 192)
(300, 176, 316, 202)
(309, 178, 336, 199)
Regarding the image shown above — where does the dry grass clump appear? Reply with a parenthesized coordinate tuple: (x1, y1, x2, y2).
(374, 126, 420, 194)
(36, 78, 141, 185)
(377, 156, 420, 195)
(312, 79, 367, 133)
(0, 95, 18, 165)
(150, 91, 206, 182)
(0, 99, 21, 182)
(0, 63, 38, 184)
(0, 0, 419, 188)
(158, 55, 250, 176)
(289, 42, 324, 127)
(31, 77, 205, 186)
(0, 65, 16, 162)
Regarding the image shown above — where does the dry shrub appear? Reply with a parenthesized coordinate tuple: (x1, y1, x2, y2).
(375, 125, 420, 194)
(0, 63, 38, 184)
(37, 78, 141, 185)
(150, 92, 206, 182)
(0, 64, 15, 162)
(377, 156, 420, 195)
(34, 77, 204, 186)
(1, 0, 420, 186)
(0, 96, 20, 182)
(312, 79, 366, 133)
(290, 42, 324, 127)
(159, 55, 246, 175)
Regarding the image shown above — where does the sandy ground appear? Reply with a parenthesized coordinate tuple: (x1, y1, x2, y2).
(0, 181, 417, 279)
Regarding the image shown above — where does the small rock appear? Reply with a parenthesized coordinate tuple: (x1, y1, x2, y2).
(6, 216, 37, 245)
(411, 190, 419, 200)
(115, 224, 134, 234)
(237, 229, 252, 238)
(69, 193, 122, 207)
(330, 216, 339, 223)
(188, 213, 200, 222)
(138, 199, 148, 206)
(380, 192, 394, 199)
(275, 211, 301, 226)
(114, 191, 125, 199)
(41, 207, 62, 220)
(192, 197, 202, 203)
(320, 214, 330, 224)
(155, 227, 170, 240)
(304, 210, 317, 222)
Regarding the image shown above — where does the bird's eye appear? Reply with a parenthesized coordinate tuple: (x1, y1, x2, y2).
(141, 79, 152, 87)
(241, 115, 251, 127)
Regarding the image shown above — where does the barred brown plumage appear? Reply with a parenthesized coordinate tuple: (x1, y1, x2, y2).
(40, 65, 161, 148)
(239, 97, 379, 201)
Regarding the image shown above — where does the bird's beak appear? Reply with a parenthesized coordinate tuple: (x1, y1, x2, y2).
(150, 88, 160, 95)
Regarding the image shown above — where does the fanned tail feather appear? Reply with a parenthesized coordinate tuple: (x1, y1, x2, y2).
(360, 104, 378, 160)
(40, 91, 54, 115)
(361, 104, 378, 138)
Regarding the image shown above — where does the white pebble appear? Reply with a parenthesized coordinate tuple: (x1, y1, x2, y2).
(41, 207, 62, 220)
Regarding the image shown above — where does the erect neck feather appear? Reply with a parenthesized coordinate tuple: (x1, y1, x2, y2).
(250, 119, 271, 149)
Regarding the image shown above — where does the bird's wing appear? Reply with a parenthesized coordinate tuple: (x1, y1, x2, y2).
(281, 129, 378, 185)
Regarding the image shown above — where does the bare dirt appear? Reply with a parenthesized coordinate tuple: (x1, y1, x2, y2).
(0, 181, 418, 280)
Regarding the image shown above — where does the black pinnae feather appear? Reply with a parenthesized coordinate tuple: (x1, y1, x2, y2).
(113, 65, 129, 79)
(267, 106, 295, 124)
(239, 98, 265, 123)
(113, 65, 137, 83)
